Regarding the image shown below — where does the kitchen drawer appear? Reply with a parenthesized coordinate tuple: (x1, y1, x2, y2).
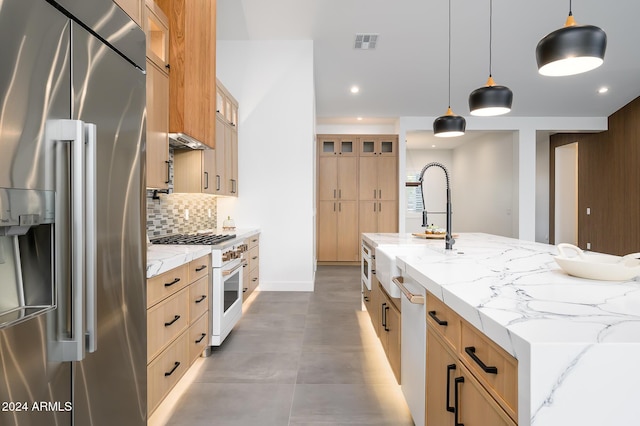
(147, 264, 189, 308)
(248, 234, 259, 249)
(189, 254, 210, 283)
(249, 265, 259, 291)
(189, 275, 209, 323)
(188, 312, 209, 365)
(147, 287, 189, 363)
(426, 292, 460, 352)
(147, 332, 189, 415)
(460, 320, 518, 421)
(248, 245, 259, 271)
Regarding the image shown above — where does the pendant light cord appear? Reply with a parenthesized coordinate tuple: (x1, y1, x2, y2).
(448, 0, 451, 108)
(489, 0, 493, 77)
(569, 0, 573, 16)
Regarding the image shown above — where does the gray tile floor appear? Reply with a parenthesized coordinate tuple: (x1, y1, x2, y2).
(165, 266, 414, 426)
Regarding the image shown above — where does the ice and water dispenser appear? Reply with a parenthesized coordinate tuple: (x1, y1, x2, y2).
(0, 188, 56, 328)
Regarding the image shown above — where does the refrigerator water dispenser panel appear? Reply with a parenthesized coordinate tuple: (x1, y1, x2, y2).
(0, 188, 55, 329)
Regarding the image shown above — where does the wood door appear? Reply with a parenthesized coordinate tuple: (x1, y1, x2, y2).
(426, 328, 457, 426)
(317, 201, 337, 261)
(377, 201, 398, 233)
(338, 136, 356, 156)
(369, 280, 381, 336)
(318, 157, 338, 200)
(359, 201, 379, 234)
(336, 201, 359, 261)
(377, 136, 398, 156)
(214, 116, 226, 194)
(359, 157, 378, 200)
(318, 135, 339, 156)
(229, 125, 238, 195)
(224, 124, 233, 194)
(337, 156, 357, 200)
(173, 150, 203, 193)
(359, 136, 378, 156)
(145, 0, 169, 69)
(378, 156, 398, 201)
(115, 0, 142, 26)
(202, 149, 216, 194)
(386, 301, 401, 384)
(146, 59, 169, 189)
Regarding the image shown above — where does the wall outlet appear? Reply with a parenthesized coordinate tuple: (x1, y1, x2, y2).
(587, 207, 591, 215)
(208, 209, 212, 218)
(586, 242, 591, 250)
(185, 209, 189, 220)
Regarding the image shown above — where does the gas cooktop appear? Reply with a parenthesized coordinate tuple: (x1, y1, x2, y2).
(150, 233, 236, 246)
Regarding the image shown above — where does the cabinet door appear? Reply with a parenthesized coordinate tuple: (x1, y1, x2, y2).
(377, 136, 398, 156)
(146, 59, 169, 189)
(386, 301, 401, 384)
(426, 328, 457, 426)
(115, 0, 142, 27)
(338, 136, 356, 156)
(318, 157, 338, 200)
(227, 124, 238, 196)
(337, 156, 357, 200)
(202, 149, 216, 194)
(173, 150, 203, 193)
(369, 280, 382, 336)
(145, 1, 169, 69)
(359, 157, 378, 200)
(317, 201, 338, 261)
(377, 156, 397, 201)
(336, 201, 359, 261)
(318, 135, 339, 156)
(359, 201, 379, 235)
(359, 136, 378, 156)
(214, 116, 226, 194)
(377, 201, 398, 233)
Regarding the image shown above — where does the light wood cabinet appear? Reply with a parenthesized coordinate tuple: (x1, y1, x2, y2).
(317, 201, 359, 262)
(319, 156, 357, 201)
(172, 149, 216, 194)
(367, 279, 401, 383)
(214, 80, 239, 196)
(114, 0, 142, 27)
(358, 200, 398, 234)
(359, 135, 398, 156)
(147, 254, 210, 415)
(425, 291, 517, 425)
(144, 1, 170, 189)
(243, 234, 260, 301)
(359, 156, 397, 201)
(156, 0, 216, 148)
(318, 135, 357, 157)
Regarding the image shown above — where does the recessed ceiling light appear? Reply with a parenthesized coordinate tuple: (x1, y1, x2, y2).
(350, 86, 360, 94)
(598, 86, 609, 94)
(357, 117, 363, 121)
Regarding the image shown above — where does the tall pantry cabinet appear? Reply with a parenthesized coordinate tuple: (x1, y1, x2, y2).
(316, 134, 398, 262)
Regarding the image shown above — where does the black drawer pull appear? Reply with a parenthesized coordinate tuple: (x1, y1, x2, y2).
(195, 265, 207, 272)
(446, 364, 456, 413)
(164, 361, 180, 377)
(252, 278, 258, 282)
(384, 306, 390, 332)
(164, 315, 180, 327)
(195, 295, 207, 304)
(195, 333, 206, 344)
(428, 310, 448, 326)
(252, 256, 258, 260)
(164, 278, 180, 287)
(454, 376, 464, 426)
(243, 287, 248, 293)
(464, 346, 498, 374)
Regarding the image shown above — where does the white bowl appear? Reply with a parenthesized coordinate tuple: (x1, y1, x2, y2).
(554, 243, 640, 281)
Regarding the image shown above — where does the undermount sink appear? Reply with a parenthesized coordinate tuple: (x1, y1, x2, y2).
(376, 245, 421, 298)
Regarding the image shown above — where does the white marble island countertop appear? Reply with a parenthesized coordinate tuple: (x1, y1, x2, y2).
(370, 232, 640, 426)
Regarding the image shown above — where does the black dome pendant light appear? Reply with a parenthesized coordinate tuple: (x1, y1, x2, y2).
(434, 0, 465, 138)
(536, 0, 607, 76)
(468, 0, 513, 116)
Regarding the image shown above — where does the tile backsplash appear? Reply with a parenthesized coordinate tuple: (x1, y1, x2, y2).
(146, 147, 217, 237)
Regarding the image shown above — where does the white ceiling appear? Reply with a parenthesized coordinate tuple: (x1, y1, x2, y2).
(217, 0, 640, 123)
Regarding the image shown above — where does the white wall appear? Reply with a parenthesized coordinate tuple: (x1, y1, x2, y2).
(315, 123, 397, 134)
(216, 40, 315, 291)
(452, 133, 516, 237)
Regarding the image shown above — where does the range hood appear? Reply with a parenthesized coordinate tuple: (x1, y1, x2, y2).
(169, 133, 210, 150)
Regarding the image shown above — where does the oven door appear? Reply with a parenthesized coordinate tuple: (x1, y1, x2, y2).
(210, 258, 243, 346)
(361, 243, 373, 290)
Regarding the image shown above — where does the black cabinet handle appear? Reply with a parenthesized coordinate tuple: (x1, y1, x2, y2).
(165, 160, 171, 184)
(164, 361, 180, 377)
(464, 346, 498, 374)
(454, 376, 464, 426)
(195, 265, 207, 272)
(204, 171, 209, 189)
(363, 296, 369, 302)
(428, 310, 448, 326)
(164, 315, 180, 327)
(195, 295, 206, 304)
(164, 278, 180, 287)
(195, 333, 206, 344)
(252, 256, 258, 260)
(446, 364, 456, 413)
(381, 303, 387, 329)
(384, 306, 390, 332)
(252, 278, 258, 282)
(165, 63, 171, 70)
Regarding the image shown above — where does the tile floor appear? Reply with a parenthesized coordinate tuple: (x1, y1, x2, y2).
(165, 266, 414, 426)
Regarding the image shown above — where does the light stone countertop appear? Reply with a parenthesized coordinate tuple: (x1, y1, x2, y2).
(365, 232, 640, 426)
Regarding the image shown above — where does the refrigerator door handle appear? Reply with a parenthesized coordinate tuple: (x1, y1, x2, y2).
(84, 123, 97, 353)
(47, 119, 91, 362)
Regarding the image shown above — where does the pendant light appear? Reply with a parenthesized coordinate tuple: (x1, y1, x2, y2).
(536, 0, 607, 77)
(434, 0, 465, 138)
(468, 0, 513, 116)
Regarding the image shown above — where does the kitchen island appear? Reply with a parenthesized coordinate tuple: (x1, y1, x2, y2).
(364, 232, 640, 426)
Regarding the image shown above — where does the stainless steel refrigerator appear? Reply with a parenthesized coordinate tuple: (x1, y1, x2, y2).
(0, 0, 147, 425)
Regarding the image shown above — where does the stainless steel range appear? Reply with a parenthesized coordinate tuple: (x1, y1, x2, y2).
(151, 233, 247, 346)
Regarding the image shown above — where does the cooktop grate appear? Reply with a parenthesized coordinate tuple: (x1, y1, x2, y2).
(150, 233, 236, 245)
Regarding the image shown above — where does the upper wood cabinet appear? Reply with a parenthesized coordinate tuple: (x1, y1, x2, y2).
(216, 80, 238, 128)
(214, 80, 239, 197)
(114, 0, 143, 27)
(156, 0, 216, 149)
(172, 149, 216, 194)
(318, 135, 357, 156)
(145, 0, 169, 70)
(359, 135, 398, 156)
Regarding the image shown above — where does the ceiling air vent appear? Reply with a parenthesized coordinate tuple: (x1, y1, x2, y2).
(354, 33, 378, 50)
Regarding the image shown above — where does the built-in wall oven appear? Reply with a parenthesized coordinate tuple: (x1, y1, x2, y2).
(361, 241, 374, 291)
(210, 243, 246, 346)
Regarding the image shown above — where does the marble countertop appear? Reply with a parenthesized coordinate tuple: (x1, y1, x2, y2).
(147, 228, 260, 278)
(366, 232, 640, 425)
